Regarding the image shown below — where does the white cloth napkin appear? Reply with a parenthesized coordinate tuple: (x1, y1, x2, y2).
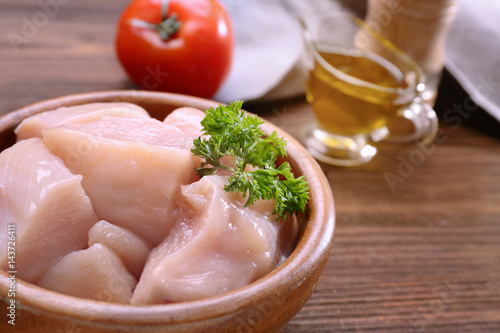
(216, 0, 500, 123)
(213, 0, 304, 103)
(445, 0, 500, 122)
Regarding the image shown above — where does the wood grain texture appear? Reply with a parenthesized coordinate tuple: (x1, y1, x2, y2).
(1, 1, 499, 332)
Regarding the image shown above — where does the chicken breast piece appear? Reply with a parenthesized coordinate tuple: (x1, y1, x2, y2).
(0, 138, 99, 283)
(37, 244, 137, 304)
(131, 175, 287, 305)
(43, 116, 200, 247)
(163, 107, 205, 138)
(15, 102, 150, 141)
(88, 220, 151, 278)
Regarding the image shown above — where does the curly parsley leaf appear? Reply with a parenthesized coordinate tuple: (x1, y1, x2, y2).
(191, 101, 309, 220)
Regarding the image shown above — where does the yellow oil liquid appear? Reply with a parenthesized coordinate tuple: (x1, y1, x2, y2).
(306, 50, 409, 136)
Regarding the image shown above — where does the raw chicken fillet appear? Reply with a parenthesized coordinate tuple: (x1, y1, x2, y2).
(37, 243, 137, 304)
(0, 138, 98, 282)
(88, 220, 151, 277)
(132, 175, 285, 305)
(15, 102, 150, 141)
(43, 116, 200, 247)
(163, 107, 205, 138)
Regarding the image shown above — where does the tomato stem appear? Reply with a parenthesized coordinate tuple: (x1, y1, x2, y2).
(128, 0, 181, 41)
(161, 0, 168, 21)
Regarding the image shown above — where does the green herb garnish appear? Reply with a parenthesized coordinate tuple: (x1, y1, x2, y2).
(191, 101, 310, 220)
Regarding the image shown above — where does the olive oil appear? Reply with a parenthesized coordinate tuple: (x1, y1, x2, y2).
(306, 50, 408, 136)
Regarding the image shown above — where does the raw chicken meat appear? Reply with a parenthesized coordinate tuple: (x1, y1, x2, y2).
(0, 104, 297, 305)
(131, 175, 289, 305)
(42, 116, 200, 247)
(37, 243, 137, 304)
(163, 107, 205, 138)
(88, 220, 151, 277)
(15, 102, 150, 141)
(0, 138, 98, 283)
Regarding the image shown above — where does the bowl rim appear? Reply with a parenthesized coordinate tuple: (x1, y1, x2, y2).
(0, 90, 335, 327)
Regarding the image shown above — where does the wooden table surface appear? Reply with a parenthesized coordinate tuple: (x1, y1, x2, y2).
(1, 1, 499, 332)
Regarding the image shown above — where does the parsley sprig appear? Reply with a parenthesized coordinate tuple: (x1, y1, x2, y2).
(191, 101, 310, 220)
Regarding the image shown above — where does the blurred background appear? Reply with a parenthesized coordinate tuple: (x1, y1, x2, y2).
(1, 0, 500, 127)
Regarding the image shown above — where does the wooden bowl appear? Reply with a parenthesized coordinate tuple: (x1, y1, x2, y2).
(0, 91, 335, 333)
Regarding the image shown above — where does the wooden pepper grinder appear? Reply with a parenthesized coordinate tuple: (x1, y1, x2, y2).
(365, 0, 459, 105)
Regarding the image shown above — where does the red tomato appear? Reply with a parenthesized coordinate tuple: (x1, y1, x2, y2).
(115, 0, 234, 98)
